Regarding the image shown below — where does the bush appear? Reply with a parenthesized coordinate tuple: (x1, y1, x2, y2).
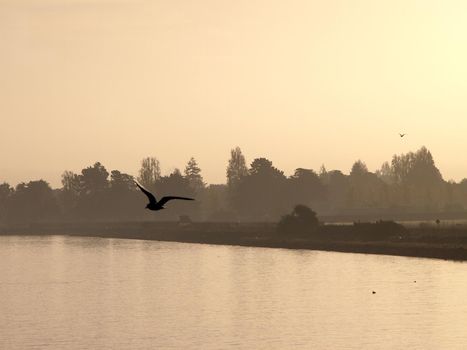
(350, 220, 407, 240)
(277, 205, 319, 235)
(318, 220, 407, 241)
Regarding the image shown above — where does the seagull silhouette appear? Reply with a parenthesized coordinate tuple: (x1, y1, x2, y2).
(135, 182, 194, 211)
(399, 133, 406, 138)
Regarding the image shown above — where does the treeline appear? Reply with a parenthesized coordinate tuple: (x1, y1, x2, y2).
(1, 146, 467, 225)
(225, 146, 467, 220)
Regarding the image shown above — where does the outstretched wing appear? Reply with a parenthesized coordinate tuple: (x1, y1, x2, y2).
(158, 196, 194, 206)
(135, 182, 157, 204)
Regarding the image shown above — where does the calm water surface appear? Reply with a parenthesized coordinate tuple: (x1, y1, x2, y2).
(1, 235, 467, 349)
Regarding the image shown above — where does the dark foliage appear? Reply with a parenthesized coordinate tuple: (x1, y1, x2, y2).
(1, 146, 467, 224)
(277, 205, 319, 235)
(231, 157, 288, 220)
(319, 220, 407, 241)
(6, 180, 60, 224)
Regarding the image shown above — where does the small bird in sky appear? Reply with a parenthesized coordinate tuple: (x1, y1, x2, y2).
(135, 182, 194, 211)
(399, 133, 406, 138)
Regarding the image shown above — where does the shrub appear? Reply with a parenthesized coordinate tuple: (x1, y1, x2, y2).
(277, 205, 319, 235)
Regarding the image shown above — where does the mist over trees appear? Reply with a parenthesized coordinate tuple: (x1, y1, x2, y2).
(1, 146, 467, 225)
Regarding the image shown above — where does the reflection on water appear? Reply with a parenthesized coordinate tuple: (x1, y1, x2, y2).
(1, 235, 467, 349)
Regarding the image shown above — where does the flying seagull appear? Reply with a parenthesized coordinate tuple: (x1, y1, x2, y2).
(135, 182, 194, 211)
(399, 133, 406, 138)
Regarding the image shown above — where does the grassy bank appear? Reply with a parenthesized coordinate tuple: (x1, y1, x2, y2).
(2, 221, 467, 261)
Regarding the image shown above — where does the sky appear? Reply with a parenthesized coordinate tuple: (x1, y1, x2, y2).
(1, 0, 467, 187)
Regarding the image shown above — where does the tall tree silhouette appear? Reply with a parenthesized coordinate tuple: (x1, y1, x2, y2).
(376, 161, 393, 184)
(226, 147, 248, 215)
(348, 160, 369, 208)
(75, 162, 109, 219)
(81, 162, 109, 194)
(226, 147, 248, 188)
(348, 160, 387, 209)
(61, 171, 81, 193)
(59, 170, 81, 218)
(319, 164, 327, 180)
(184, 157, 205, 194)
(138, 157, 161, 190)
(233, 158, 287, 220)
(350, 160, 368, 177)
(108, 170, 141, 220)
(407, 147, 444, 210)
(384, 147, 445, 210)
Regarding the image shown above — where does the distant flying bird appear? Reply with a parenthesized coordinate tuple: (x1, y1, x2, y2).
(399, 133, 406, 138)
(135, 182, 194, 211)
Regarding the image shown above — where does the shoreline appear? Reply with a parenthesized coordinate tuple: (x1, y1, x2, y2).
(2, 221, 467, 262)
(78, 232, 467, 262)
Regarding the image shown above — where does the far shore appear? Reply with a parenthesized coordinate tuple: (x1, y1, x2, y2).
(2, 221, 467, 262)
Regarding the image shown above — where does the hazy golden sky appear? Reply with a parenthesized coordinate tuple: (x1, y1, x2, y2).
(1, 0, 467, 187)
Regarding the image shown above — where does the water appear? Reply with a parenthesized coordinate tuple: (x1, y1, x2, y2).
(1, 235, 467, 349)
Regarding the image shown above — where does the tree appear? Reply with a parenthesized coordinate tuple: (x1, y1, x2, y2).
(110, 170, 134, 190)
(226, 147, 249, 216)
(71, 162, 110, 219)
(198, 184, 233, 221)
(7, 180, 60, 223)
(319, 164, 327, 180)
(184, 157, 205, 193)
(153, 169, 195, 219)
(456, 179, 467, 209)
(350, 160, 368, 177)
(61, 171, 81, 193)
(59, 171, 81, 218)
(138, 157, 161, 189)
(348, 160, 369, 208)
(384, 147, 444, 210)
(0, 183, 12, 224)
(226, 147, 248, 188)
(287, 168, 325, 209)
(249, 158, 282, 176)
(376, 161, 394, 184)
(407, 147, 444, 209)
(157, 169, 192, 197)
(107, 170, 141, 220)
(348, 160, 387, 209)
(277, 204, 319, 235)
(232, 157, 287, 220)
(406, 147, 443, 185)
(323, 170, 349, 212)
(81, 162, 109, 194)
